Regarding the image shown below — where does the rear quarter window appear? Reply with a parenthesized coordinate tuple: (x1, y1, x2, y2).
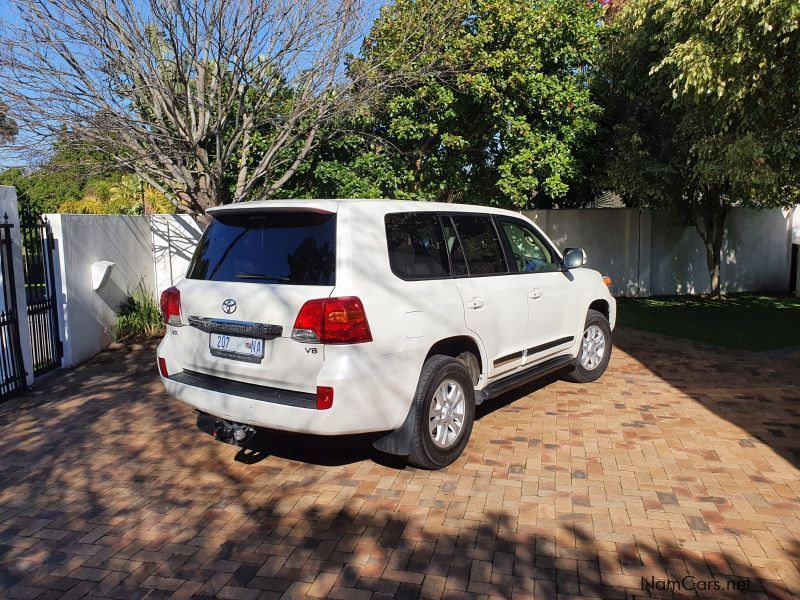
(187, 212, 336, 285)
(385, 212, 451, 280)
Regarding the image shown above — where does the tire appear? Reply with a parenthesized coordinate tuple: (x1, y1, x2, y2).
(456, 351, 480, 387)
(564, 309, 613, 383)
(407, 355, 475, 470)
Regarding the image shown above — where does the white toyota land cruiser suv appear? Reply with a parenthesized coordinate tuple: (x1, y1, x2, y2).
(157, 199, 615, 469)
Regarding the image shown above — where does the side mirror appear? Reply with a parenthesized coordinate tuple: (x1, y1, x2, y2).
(563, 247, 587, 269)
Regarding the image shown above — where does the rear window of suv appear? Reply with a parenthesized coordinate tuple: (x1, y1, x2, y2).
(187, 211, 336, 285)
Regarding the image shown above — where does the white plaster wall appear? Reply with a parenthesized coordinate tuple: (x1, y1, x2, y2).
(648, 212, 710, 296)
(522, 208, 649, 296)
(151, 214, 203, 294)
(523, 207, 792, 297)
(47, 214, 155, 367)
(722, 208, 793, 293)
(649, 209, 793, 295)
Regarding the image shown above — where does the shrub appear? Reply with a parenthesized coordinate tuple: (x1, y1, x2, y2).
(115, 281, 163, 341)
(57, 175, 175, 215)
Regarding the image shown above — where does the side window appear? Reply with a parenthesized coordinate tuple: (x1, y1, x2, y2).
(500, 219, 561, 274)
(450, 215, 508, 276)
(385, 213, 451, 279)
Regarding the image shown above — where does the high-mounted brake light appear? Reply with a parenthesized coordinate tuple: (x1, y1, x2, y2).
(160, 286, 183, 326)
(292, 297, 372, 344)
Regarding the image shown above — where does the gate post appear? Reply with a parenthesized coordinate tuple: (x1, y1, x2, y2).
(0, 186, 34, 388)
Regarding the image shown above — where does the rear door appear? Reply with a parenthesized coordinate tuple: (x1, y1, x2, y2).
(173, 210, 337, 392)
(444, 214, 529, 379)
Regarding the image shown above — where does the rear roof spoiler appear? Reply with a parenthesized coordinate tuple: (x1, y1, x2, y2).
(206, 200, 339, 216)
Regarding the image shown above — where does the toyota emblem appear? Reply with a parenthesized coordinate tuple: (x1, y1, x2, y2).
(222, 299, 237, 314)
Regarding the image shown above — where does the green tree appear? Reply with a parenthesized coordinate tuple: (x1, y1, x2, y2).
(290, 0, 605, 208)
(0, 134, 118, 214)
(595, 0, 800, 296)
(57, 174, 174, 215)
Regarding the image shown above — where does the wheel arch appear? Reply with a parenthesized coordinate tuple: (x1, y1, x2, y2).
(424, 335, 485, 376)
(373, 334, 484, 458)
(588, 298, 610, 321)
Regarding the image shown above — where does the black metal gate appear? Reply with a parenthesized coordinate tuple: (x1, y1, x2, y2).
(20, 210, 62, 376)
(0, 214, 27, 399)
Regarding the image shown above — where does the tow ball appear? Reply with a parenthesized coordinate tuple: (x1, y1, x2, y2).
(213, 419, 256, 446)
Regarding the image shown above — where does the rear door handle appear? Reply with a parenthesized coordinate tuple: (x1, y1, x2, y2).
(466, 297, 485, 310)
(528, 289, 543, 300)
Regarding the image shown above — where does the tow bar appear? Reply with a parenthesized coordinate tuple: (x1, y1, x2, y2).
(213, 419, 257, 446)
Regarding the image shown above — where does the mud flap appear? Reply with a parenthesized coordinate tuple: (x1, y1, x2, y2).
(371, 401, 416, 456)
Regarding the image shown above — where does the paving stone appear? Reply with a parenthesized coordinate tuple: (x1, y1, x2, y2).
(0, 331, 797, 599)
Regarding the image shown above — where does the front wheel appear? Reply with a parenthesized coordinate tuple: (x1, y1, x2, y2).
(564, 309, 612, 383)
(407, 355, 475, 469)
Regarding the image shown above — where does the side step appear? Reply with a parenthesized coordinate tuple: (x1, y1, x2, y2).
(474, 354, 575, 405)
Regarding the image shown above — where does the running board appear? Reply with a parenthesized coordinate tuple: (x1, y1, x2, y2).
(474, 354, 575, 405)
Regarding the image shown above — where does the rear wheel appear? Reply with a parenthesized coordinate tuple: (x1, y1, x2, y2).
(408, 355, 475, 469)
(564, 309, 612, 383)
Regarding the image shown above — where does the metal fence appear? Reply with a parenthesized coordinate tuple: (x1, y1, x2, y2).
(0, 214, 27, 399)
(20, 210, 62, 376)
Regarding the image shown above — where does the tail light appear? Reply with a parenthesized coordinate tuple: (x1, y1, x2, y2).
(160, 286, 182, 326)
(292, 297, 372, 344)
(158, 357, 169, 377)
(316, 386, 334, 410)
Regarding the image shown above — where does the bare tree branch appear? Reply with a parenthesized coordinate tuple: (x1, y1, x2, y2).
(0, 0, 460, 213)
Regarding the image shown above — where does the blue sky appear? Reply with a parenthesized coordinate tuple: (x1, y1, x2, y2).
(0, 0, 22, 168)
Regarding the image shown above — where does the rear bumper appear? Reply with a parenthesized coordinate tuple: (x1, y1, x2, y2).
(158, 339, 421, 436)
(169, 370, 317, 409)
(161, 375, 353, 434)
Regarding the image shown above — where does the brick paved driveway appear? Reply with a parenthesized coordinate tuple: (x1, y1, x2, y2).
(1, 328, 799, 600)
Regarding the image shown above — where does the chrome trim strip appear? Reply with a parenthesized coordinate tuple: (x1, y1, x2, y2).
(188, 316, 283, 338)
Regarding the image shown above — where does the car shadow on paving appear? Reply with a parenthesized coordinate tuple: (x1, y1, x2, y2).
(0, 331, 797, 599)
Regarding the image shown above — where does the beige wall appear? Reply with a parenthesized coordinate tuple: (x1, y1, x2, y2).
(523, 207, 794, 297)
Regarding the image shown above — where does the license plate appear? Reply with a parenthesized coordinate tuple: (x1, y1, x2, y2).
(209, 334, 265, 360)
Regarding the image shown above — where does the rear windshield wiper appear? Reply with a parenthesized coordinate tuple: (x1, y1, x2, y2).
(236, 273, 292, 282)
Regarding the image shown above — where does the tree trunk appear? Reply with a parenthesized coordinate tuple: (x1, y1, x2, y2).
(694, 198, 727, 298)
(704, 235, 722, 297)
(197, 174, 220, 209)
